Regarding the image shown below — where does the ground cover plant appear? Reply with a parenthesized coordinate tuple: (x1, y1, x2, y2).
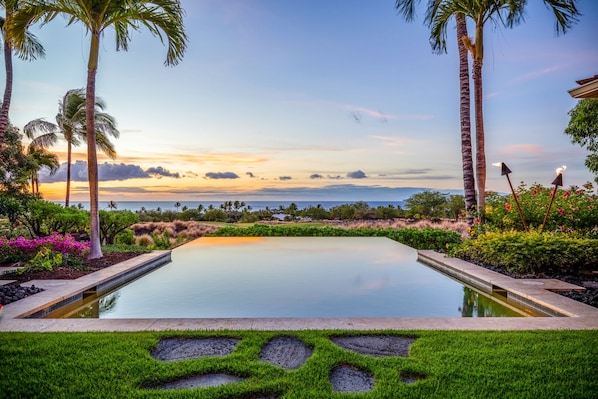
(0, 330, 596, 399)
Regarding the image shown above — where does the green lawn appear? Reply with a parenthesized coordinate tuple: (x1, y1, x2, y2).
(1, 330, 597, 398)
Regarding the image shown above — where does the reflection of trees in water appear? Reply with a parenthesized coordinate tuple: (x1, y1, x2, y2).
(459, 287, 503, 317)
(71, 292, 120, 318)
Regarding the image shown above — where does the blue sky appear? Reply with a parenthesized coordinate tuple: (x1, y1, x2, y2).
(9, 0, 598, 202)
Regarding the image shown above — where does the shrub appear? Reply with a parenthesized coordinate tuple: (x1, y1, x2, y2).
(449, 231, 598, 275)
(0, 233, 89, 267)
(17, 248, 63, 274)
(20, 200, 89, 238)
(99, 210, 139, 245)
(210, 225, 462, 251)
(484, 182, 597, 235)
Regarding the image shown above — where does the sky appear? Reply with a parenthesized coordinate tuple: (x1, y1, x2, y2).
(8, 0, 598, 203)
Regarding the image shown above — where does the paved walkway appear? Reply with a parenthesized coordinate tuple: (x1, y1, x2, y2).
(1, 250, 597, 331)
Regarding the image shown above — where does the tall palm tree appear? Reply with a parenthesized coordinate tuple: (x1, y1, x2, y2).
(428, 0, 580, 211)
(0, 0, 44, 145)
(25, 88, 119, 207)
(395, 1, 477, 225)
(25, 142, 59, 194)
(9, 0, 188, 259)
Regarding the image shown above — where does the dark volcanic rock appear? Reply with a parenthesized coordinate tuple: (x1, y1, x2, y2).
(330, 365, 374, 393)
(330, 335, 416, 357)
(151, 337, 241, 361)
(259, 336, 313, 370)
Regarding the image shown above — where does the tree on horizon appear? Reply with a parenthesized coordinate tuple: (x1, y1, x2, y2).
(9, 0, 188, 259)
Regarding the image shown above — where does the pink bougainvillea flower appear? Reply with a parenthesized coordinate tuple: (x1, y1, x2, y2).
(504, 203, 512, 211)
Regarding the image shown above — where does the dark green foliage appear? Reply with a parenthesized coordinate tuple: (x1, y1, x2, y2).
(20, 200, 89, 238)
(98, 210, 139, 245)
(405, 191, 465, 220)
(565, 98, 598, 183)
(210, 225, 462, 251)
(0, 330, 596, 399)
(450, 231, 598, 274)
(0, 124, 32, 196)
(484, 182, 597, 234)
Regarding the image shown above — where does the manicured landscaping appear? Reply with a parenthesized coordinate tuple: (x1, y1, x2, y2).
(0, 330, 597, 398)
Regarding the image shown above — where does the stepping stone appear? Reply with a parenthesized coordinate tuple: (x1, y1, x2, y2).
(330, 335, 416, 357)
(151, 337, 241, 361)
(400, 371, 426, 384)
(154, 373, 244, 390)
(330, 365, 374, 393)
(259, 336, 313, 370)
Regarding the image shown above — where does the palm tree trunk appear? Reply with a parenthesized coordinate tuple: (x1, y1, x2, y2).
(456, 13, 476, 226)
(86, 33, 102, 259)
(473, 58, 486, 211)
(0, 39, 14, 144)
(65, 141, 72, 207)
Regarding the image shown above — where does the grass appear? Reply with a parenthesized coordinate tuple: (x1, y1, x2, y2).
(1, 330, 597, 398)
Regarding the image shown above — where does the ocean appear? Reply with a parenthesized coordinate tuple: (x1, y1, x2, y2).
(69, 200, 407, 212)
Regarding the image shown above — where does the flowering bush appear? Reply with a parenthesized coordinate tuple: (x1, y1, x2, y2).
(482, 182, 597, 235)
(0, 233, 90, 266)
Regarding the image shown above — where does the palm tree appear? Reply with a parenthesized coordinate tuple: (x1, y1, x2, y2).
(25, 142, 59, 194)
(428, 0, 580, 211)
(9, 0, 188, 258)
(0, 0, 44, 144)
(107, 200, 117, 210)
(395, 1, 477, 225)
(24, 88, 119, 207)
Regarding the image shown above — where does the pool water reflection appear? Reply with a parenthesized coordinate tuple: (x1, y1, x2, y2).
(57, 237, 526, 318)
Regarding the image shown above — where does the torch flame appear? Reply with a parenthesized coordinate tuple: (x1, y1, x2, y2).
(556, 165, 567, 175)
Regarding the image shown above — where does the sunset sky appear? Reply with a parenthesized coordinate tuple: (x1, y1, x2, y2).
(9, 0, 598, 203)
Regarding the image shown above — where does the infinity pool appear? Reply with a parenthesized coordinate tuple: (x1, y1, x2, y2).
(54, 237, 527, 318)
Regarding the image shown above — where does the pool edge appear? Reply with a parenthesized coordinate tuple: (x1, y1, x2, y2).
(1, 248, 597, 332)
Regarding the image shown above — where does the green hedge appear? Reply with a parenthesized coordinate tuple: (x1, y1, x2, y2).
(210, 224, 462, 251)
(450, 231, 598, 274)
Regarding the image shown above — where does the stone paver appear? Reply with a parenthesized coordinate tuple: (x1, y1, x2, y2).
(151, 337, 241, 361)
(259, 336, 312, 370)
(331, 335, 416, 357)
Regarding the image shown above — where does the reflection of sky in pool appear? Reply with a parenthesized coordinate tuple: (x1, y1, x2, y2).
(68, 237, 525, 318)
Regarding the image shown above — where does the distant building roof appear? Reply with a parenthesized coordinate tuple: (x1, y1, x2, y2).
(568, 74, 598, 98)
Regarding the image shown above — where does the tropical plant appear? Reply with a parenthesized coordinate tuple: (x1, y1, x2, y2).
(25, 141, 59, 194)
(98, 209, 138, 245)
(24, 88, 119, 207)
(0, 0, 44, 144)
(565, 98, 598, 184)
(395, 1, 477, 225)
(0, 122, 31, 195)
(427, 0, 580, 211)
(9, 0, 188, 259)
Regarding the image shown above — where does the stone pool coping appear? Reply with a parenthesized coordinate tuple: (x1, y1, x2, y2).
(1, 249, 597, 332)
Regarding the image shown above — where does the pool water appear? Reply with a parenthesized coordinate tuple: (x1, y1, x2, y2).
(57, 237, 526, 318)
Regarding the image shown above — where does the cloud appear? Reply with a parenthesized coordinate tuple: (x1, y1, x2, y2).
(401, 168, 431, 175)
(310, 174, 323, 179)
(279, 176, 292, 181)
(511, 66, 559, 83)
(328, 175, 343, 179)
(38, 161, 181, 182)
(246, 172, 255, 178)
(347, 170, 367, 179)
(145, 166, 180, 178)
(204, 172, 240, 179)
(502, 144, 544, 155)
(342, 104, 433, 121)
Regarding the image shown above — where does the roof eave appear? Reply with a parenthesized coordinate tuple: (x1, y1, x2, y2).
(568, 79, 598, 99)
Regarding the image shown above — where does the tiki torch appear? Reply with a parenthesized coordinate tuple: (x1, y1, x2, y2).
(492, 162, 528, 232)
(541, 165, 566, 232)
